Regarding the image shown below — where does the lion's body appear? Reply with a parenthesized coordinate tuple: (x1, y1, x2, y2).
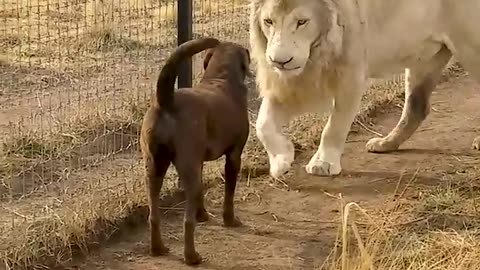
(250, 0, 480, 178)
(365, 0, 479, 78)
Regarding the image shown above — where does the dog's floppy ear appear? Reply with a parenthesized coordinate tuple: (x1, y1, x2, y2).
(242, 48, 252, 77)
(203, 48, 215, 70)
(245, 48, 251, 63)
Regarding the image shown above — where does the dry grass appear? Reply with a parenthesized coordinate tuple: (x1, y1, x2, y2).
(0, 0, 246, 67)
(323, 165, 480, 270)
(0, 91, 234, 268)
(0, 0, 251, 268)
(0, 0, 471, 269)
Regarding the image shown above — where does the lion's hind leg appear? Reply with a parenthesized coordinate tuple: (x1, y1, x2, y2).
(442, 3, 480, 148)
(463, 64, 480, 150)
(448, 43, 480, 150)
(463, 60, 480, 150)
(366, 46, 452, 153)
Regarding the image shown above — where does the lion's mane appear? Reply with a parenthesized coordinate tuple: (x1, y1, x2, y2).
(249, 0, 347, 105)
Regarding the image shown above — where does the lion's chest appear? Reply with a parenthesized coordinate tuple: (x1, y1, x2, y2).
(275, 80, 335, 116)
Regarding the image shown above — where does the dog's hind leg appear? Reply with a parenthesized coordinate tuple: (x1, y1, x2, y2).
(222, 147, 245, 227)
(174, 157, 203, 265)
(145, 153, 171, 256)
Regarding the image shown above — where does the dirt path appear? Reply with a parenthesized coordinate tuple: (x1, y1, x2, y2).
(66, 75, 479, 270)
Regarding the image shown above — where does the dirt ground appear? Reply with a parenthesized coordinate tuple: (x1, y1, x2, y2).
(60, 74, 479, 270)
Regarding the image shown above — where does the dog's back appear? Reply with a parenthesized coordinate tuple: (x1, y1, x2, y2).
(141, 39, 250, 159)
(140, 38, 220, 152)
(172, 41, 251, 161)
(155, 37, 220, 112)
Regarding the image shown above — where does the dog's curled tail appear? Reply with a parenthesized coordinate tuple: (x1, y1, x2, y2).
(156, 37, 220, 110)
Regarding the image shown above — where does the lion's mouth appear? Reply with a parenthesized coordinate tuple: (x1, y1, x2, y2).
(274, 66, 301, 71)
(273, 66, 303, 77)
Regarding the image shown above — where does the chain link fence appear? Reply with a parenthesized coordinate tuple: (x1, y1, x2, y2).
(0, 0, 250, 268)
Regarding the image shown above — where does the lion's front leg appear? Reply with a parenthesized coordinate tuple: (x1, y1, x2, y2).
(256, 97, 295, 178)
(306, 81, 364, 176)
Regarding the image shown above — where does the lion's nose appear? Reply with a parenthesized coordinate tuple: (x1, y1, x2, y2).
(269, 56, 293, 68)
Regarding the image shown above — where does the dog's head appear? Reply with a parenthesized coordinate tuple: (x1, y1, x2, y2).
(203, 42, 252, 79)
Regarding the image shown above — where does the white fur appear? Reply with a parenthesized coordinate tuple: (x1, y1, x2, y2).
(250, 0, 480, 178)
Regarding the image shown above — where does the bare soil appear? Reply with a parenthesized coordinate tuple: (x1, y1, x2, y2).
(57, 74, 480, 270)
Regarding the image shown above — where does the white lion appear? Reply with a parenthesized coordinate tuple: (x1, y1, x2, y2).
(250, 0, 480, 178)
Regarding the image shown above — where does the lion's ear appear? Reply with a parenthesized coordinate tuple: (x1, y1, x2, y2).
(249, 4, 268, 52)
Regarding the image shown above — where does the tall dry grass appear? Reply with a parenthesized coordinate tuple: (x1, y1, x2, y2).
(0, 0, 470, 269)
(1, 0, 251, 268)
(324, 170, 480, 270)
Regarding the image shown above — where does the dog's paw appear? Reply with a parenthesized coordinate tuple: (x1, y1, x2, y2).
(150, 244, 170, 256)
(270, 154, 294, 178)
(196, 208, 209, 223)
(366, 137, 398, 153)
(305, 158, 341, 176)
(184, 251, 202, 265)
(472, 136, 480, 150)
(223, 216, 243, 228)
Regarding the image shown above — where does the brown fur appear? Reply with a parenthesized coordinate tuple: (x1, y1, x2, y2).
(140, 37, 251, 266)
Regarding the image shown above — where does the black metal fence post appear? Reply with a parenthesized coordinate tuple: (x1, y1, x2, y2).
(176, 0, 192, 192)
(177, 0, 193, 89)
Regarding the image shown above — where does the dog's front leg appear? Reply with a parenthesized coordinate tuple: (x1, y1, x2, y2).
(256, 97, 295, 178)
(223, 148, 245, 227)
(306, 75, 365, 176)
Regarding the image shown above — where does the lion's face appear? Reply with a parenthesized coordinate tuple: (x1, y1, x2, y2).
(256, 0, 333, 77)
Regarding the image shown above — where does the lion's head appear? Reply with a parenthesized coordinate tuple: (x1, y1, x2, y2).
(250, 0, 343, 79)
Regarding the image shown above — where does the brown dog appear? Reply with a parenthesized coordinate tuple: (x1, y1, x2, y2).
(140, 37, 251, 265)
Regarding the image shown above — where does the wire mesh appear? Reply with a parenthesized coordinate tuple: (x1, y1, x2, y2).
(0, 0, 250, 268)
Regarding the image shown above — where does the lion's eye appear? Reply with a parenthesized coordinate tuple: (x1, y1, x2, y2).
(297, 19, 308, 27)
(264, 18, 273, 25)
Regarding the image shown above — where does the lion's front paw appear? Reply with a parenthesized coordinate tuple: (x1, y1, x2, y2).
(305, 158, 341, 176)
(366, 137, 398, 153)
(269, 153, 294, 178)
(472, 136, 480, 150)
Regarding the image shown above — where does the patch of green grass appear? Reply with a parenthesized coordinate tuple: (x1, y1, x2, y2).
(75, 28, 146, 53)
(422, 185, 464, 213)
(3, 136, 63, 159)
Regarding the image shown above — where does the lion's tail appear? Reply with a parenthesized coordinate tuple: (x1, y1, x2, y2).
(156, 37, 220, 111)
